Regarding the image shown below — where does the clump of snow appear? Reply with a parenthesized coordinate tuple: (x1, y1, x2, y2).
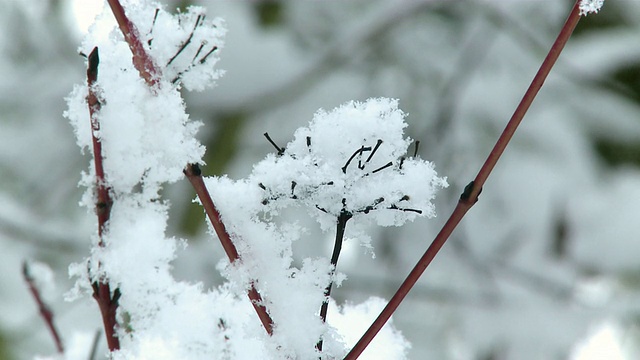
(579, 0, 605, 16)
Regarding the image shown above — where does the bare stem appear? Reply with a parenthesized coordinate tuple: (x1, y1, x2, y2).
(22, 261, 64, 354)
(86, 47, 120, 352)
(184, 164, 274, 335)
(344, 2, 583, 359)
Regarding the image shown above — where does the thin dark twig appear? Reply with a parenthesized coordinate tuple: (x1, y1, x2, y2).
(370, 161, 393, 174)
(22, 261, 64, 354)
(412, 140, 420, 158)
(365, 139, 383, 163)
(342, 146, 371, 173)
(344, 2, 584, 358)
(147, 8, 160, 46)
(167, 14, 201, 66)
(191, 43, 206, 63)
(317, 210, 352, 351)
(263, 132, 285, 155)
(198, 46, 218, 64)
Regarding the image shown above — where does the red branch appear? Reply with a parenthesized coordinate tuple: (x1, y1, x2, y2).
(184, 164, 274, 334)
(344, 2, 584, 359)
(22, 261, 64, 354)
(106, 0, 159, 88)
(87, 46, 121, 352)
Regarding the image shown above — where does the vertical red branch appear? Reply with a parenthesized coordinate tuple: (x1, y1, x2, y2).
(184, 164, 274, 334)
(87, 47, 121, 352)
(22, 261, 64, 354)
(344, 2, 584, 359)
(106, 0, 159, 88)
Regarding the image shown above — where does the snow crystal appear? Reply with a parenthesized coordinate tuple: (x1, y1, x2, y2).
(579, 0, 604, 16)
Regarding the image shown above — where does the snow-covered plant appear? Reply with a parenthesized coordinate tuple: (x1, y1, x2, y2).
(60, 0, 446, 359)
(21, 0, 606, 358)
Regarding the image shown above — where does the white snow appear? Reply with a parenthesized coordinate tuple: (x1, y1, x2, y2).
(579, 0, 605, 16)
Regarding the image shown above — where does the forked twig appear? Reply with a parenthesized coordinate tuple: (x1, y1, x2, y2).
(344, 1, 584, 358)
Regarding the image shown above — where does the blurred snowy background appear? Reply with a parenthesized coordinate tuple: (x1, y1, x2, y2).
(1, 0, 640, 359)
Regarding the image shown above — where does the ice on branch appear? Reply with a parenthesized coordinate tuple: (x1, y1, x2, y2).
(579, 0, 604, 15)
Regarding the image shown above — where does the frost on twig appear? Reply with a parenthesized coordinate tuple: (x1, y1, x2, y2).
(579, 0, 605, 16)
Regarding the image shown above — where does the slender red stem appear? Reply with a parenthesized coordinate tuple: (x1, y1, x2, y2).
(106, 0, 159, 88)
(184, 164, 274, 334)
(344, 2, 583, 359)
(87, 47, 121, 352)
(22, 261, 64, 354)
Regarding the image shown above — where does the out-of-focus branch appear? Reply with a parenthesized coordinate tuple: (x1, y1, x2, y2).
(22, 261, 64, 354)
(344, 2, 584, 358)
(86, 47, 121, 352)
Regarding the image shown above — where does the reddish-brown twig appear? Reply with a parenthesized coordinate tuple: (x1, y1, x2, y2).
(106, 0, 159, 88)
(22, 261, 64, 354)
(344, 2, 583, 359)
(184, 164, 275, 334)
(87, 47, 121, 352)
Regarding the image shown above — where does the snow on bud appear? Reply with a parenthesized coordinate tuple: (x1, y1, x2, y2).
(579, 0, 604, 16)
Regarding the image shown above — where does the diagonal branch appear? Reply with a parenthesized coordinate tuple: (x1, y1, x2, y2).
(106, 0, 160, 88)
(184, 164, 274, 334)
(344, 1, 584, 359)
